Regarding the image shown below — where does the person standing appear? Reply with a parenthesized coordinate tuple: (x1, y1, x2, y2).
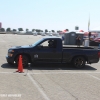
(76, 35, 81, 47)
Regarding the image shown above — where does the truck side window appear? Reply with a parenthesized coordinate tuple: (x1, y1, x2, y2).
(40, 40, 48, 47)
(48, 40, 57, 48)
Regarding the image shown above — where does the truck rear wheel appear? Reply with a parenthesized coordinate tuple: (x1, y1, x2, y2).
(72, 56, 86, 69)
(15, 55, 29, 67)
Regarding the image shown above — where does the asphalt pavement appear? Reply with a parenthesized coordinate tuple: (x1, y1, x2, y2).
(0, 34, 100, 100)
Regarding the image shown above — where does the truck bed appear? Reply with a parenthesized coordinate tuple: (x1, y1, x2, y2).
(63, 45, 96, 49)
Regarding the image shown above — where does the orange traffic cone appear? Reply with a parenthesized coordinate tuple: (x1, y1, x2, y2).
(16, 55, 21, 72)
(19, 55, 24, 73)
(16, 55, 24, 73)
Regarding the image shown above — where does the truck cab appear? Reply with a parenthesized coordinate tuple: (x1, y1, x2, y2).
(32, 37, 62, 63)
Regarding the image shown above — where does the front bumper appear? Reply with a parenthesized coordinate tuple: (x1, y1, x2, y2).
(6, 56, 14, 64)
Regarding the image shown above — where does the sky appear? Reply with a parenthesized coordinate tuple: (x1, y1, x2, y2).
(0, 0, 100, 32)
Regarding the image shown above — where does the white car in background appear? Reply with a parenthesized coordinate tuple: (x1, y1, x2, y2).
(41, 32, 46, 36)
(56, 33, 60, 37)
(93, 37, 100, 43)
(19, 31, 26, 33)
(45, 32, 49, 35)
(53, 32, 60, 36)
(32, 31, 37, 36)
(17, 31, 26, 34)
(48, 31, 53, 36)
(49, 33, 52, 36)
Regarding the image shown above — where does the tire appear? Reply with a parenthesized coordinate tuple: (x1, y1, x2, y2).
(72, 56, 86, 69)
(15, 55, 29, 67)
(8, 62, 14, 65)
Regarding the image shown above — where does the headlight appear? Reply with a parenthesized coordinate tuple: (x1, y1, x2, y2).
(8, 49, 14, 52)
(8, 53, 13, 57)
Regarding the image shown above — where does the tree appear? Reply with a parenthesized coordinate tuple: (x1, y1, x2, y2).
(26, 28, 29, 32)
(40, 30, 43, 32)
(6, 28, 11, 32)
(57, 30, 59, 33)
(57, 30, 62, 34)
(45, 29, 48, 33)
(51, 30, 55, 32)
(32, 29, 35, 32)
(18, 28, 23, 31)
(13, 29, 17, 31)
(0, 28, 5, 32)
(35, 29, 38, 32)
(65, 29, 69, 31)
(38, 30, 41, 32)
(35, 29, 41, 32)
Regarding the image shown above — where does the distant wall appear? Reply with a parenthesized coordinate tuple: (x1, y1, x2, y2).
(0, 32, 6, 34)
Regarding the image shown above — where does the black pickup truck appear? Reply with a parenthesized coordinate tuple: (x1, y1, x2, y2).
(6, 37, 100, 68)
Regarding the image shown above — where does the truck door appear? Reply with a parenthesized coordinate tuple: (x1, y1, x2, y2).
(33, 39, 62, 62)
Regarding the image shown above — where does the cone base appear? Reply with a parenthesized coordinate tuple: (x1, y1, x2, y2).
(16, 70, 19, 72)
(19, 71, 24, 73)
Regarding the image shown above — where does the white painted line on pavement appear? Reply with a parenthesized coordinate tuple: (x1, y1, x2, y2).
(0, 71, 100, 74)
(87, 74, 100, 81)
(0, 72, 25, 74)
(31, 72, 100, 74)
(27, 74, 50, 100)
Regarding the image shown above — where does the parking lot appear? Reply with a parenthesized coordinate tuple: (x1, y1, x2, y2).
(0, 34, 100, 100)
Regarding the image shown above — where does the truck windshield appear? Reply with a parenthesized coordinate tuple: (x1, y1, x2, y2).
(31, 38, 44, 46)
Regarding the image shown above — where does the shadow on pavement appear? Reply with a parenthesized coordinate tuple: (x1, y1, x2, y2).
(1, 63, 97, 71)
(31, 63, 97, 70)
(1, 63, 32, 70)
(1, 63, 17, 69)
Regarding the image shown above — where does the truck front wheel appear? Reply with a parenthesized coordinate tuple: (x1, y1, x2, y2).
(15, 55, 29, 67)
(72, 56, 86, 69)
(8, 62, 14, 65)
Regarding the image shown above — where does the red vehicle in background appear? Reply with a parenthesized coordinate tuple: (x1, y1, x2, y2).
(94, 37, 100, 43)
